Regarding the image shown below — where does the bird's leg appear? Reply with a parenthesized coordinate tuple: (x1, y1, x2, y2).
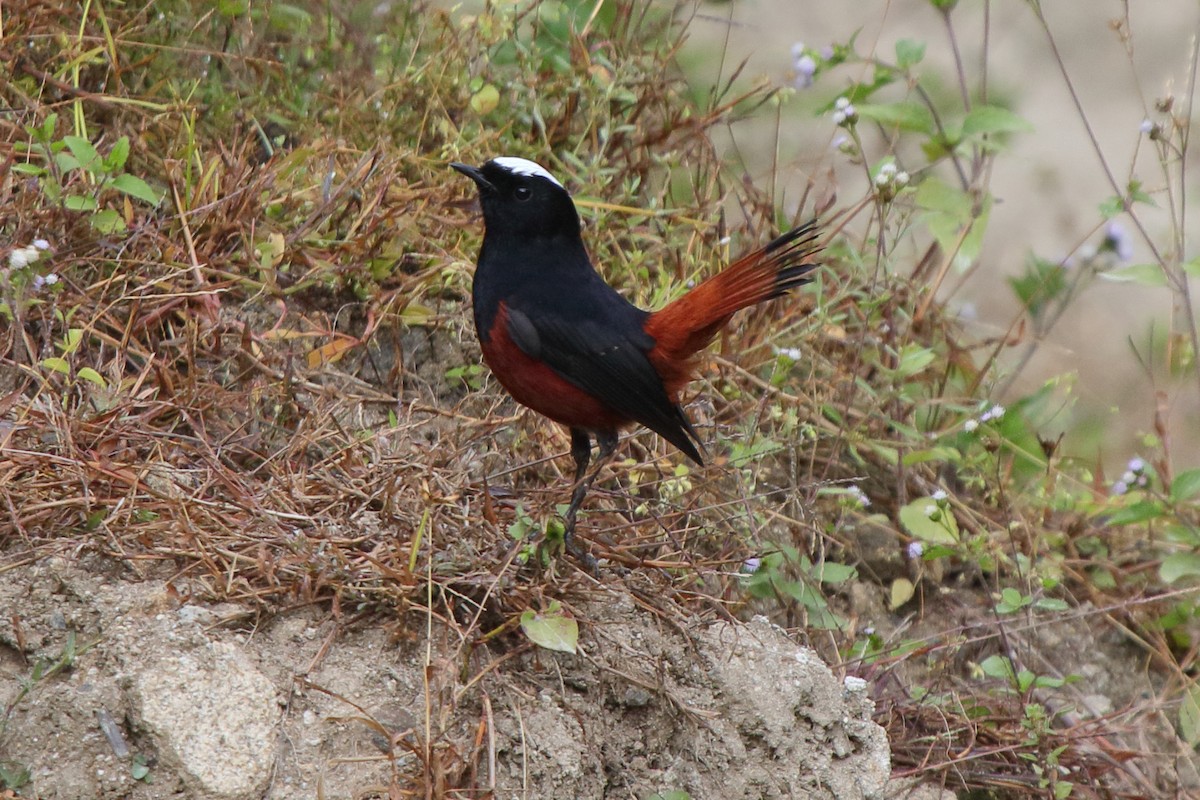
(561, 428, 618, 571)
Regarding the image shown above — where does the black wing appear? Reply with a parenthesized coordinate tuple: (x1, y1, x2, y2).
(505, 304, 704, 465)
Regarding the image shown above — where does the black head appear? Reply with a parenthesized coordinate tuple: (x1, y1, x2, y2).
(451, 157, 581, 241)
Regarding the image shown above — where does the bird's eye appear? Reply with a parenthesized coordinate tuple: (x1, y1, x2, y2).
(514, 185, 532, 201)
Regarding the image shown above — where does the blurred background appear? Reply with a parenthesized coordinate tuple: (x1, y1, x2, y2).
(684, 0, 1200, 471)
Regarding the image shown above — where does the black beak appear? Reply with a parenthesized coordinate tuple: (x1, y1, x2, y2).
(450, 162, 495, 193)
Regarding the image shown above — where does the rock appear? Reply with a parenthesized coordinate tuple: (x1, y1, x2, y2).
(689, 615, 891, 799)
(129, 639, 278, 800)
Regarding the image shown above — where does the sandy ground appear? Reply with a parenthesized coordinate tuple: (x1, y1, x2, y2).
(686, 0, 1200, 468)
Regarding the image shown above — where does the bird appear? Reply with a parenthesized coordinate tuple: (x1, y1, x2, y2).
(452, 156, 823, 567)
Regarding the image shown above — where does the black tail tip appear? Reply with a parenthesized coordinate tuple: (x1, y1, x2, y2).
(765, 218, 823, 254)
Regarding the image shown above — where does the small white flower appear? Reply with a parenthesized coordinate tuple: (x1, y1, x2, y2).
(8, 249, 29, 269)
(894, 171, 910, 186)
(791, 42, 806, 60)
(1112, 480, 1129, 496)
(874, 171, 890, 186)
(906, 541, 924, 560)
(1121, 471, 1136, 484)
(821, 45, 834, 60)
(980, 404, 1005, 422)
(924, 504, 937, 518)
(1139, 118, 1154, 134)
(831, 135, 848, 149)
(742, 557, 762, 574)
(33, 238, 50, 250)
(964, 419, 979, 432)
(848, 485, 869, 508)
(1127, 457, 1146, 473)
(32, 274, 45, 290)
(774, 346, 804, 361)
(831, 98, 857, 127)
(931, 489, 948, 502)
(879, 162, 897, 177)
(43, 273, 58, 286)
(21, 246, 40, 264)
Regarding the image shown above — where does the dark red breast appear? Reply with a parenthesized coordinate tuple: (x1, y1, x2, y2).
(482, 302, 630, 431)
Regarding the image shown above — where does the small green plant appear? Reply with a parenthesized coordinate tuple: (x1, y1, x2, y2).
(40, 325, 108, 391)
(2, 631, 97, 743)
(741, 543, 856, 629)
(444, 362, 485, 391)
(0, 759, 31, 790)
(979, 655, 1080, 799)
(507, 503, 568, 567)
(14, 113, 164, 234)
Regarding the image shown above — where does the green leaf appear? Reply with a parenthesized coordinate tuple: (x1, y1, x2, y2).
(218, 0, 248, 16)
(89, 208, 126, 234)
(60, 328, 83, 354)
(1099, 263, 1167, 287)
(63, 194, 98, 211)
(994, 587, 1030, 614)
(112, 173, 163, 205)
(1008, 256, 1067, 319)
(519, 603, 578, 654)
(41, 357, 71, 375)
(899, 497, 959, 544)
(961, 105, 1034, 138)
(895, 39, 926, 68)
(1127, 179, 1156, 207)
(470, 84, 500, 115)
(889, 578, 915, 610)
(130, 756, 151, 781)
(105, 136, 130, 172)
(812, 561, 857, 584)
(1182, 257, 1200, 279)
(268, 3, 313, 33)
(1160, 553, 1200, 585)
(1098, 195, 1124, 218)
(979, 654, 1016, 682)
(1105, 500, 1165, 526)
(855, 101, 935, 134)
(77, 367, 107, 388)
(63, 135, 102, 174)
(1169, 469, 1200, 504)
(647, 793, 691, 800)
(1180, 685, 1200, 747)
(915, 177, 991, 267)
(12, 162, 47, 177)
(902, 446, 962, 466)
(895, 344, 936, 378)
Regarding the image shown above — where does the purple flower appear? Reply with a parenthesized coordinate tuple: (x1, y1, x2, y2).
(1103, 221, 1134, 262)
(793, 54, 816, 89)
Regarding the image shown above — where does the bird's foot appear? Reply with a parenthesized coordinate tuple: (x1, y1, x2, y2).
(562, 526, 599, 576)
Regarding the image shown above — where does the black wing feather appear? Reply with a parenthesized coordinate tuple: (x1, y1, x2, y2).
(505, 307, 704, 464)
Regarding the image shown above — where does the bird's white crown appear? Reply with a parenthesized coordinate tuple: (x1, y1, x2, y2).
(491, 156, 563, 189)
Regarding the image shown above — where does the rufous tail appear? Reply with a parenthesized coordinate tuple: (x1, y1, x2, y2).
(645, 220, 823, 390)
